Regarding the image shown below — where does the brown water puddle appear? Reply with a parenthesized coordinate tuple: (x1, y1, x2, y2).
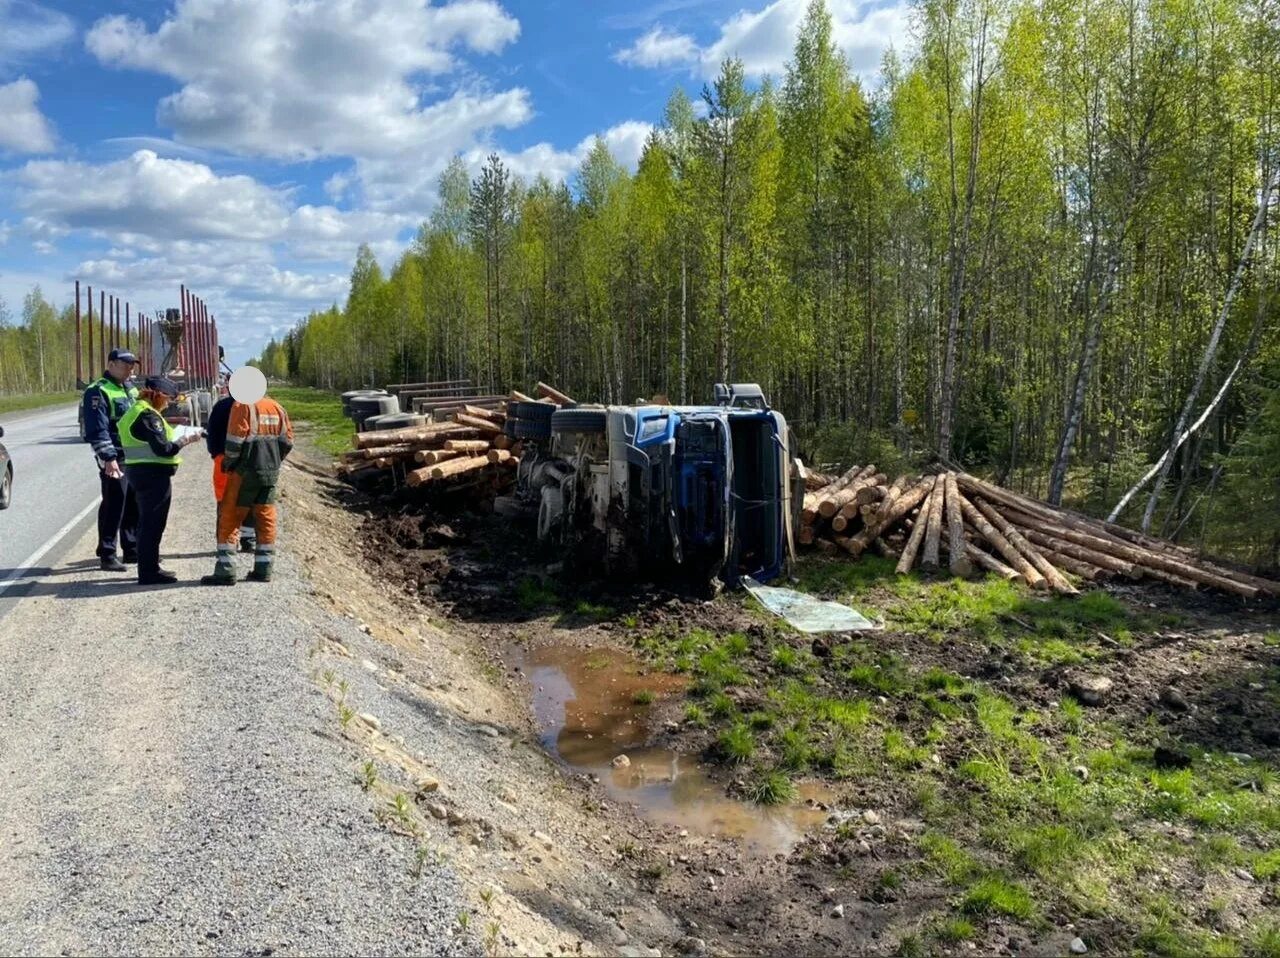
(512, 643, 831, 854)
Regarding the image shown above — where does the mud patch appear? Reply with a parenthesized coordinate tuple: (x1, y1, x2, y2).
(516, 642, 832, 855)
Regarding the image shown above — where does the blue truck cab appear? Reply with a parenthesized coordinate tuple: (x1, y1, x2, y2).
(523, 383, 799, 588)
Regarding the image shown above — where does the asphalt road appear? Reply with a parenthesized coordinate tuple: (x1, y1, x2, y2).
(0, 402, 101, 618)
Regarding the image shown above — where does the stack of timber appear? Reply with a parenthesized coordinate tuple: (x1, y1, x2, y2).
(335, 380, 578, 500)
(801, 467, 1278, 599)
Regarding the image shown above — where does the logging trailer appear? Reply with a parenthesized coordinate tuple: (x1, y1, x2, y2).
(507, 383, 800, 588)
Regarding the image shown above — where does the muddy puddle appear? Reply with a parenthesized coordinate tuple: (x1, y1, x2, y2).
(511, 643, 831, 854)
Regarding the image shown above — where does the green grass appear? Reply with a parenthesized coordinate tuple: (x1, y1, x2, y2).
(959, 876, 1035, 920)
(716, 723, 755, 763)
(631, 689, 655, 705)
(515, 577, 559, 611)
(0, 390, 81, 417)
(746, 769, 796, 805)
(573, 599, 614, 619)
(270, 385, 356, 455)
(930, 916, 976, 944)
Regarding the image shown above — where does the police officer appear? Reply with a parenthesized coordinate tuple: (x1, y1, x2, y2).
(117, 377, 204, 585)
(82, 348, 140, 571)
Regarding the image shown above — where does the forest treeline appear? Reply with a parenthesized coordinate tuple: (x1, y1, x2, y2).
(268, 0, 1265, 565)
(0, 288, 82, 395)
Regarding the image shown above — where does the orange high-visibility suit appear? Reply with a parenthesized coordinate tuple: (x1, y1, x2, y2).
(213, 397, 293, 579)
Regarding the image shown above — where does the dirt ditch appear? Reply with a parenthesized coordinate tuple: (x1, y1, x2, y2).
(326, 474, 1280, 957)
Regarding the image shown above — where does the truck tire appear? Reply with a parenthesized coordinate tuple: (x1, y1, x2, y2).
(373, 413, 426, 430)
(514, 400, 555, 423)
(0, 464, 12, 510)
(550, 408, 606, 435)
(514, 418, 552, 440)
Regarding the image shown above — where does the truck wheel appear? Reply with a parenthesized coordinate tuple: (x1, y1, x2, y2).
(514, 418, 552, 440)
(550, 409, 606, 434)
(514, 400, 555, 423)
(0, 465, 11, 509)
(537, 486, 564, 542)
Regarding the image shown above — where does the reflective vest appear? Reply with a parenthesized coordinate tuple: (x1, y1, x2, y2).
(118, 400, 182, 467)
(91, 376, 139, 422)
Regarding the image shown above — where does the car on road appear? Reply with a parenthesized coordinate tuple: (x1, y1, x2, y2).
(0, 424, 12, 509)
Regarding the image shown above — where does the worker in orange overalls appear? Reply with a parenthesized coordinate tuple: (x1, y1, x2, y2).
(206, 380, 257, 553)
(201, 382, 293, 585)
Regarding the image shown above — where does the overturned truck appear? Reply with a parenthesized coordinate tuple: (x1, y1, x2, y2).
(504, 383, 800, 588)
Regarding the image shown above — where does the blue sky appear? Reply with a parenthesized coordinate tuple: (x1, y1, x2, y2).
(0, 0, 909, 364)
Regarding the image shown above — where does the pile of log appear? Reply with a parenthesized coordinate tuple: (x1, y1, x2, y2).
(336, 381, 576, 498)
(801, 466, 1278, 599)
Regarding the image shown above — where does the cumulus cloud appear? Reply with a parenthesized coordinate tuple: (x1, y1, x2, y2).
(0, 0, 74, 69)
(0, 77, 55, 153)
(614, 26, 699, 68)
(469, 120, 655, 187)
(85, 0, 525, 161)
(615, 0, 911, 81)
(8, 150, 412, 255)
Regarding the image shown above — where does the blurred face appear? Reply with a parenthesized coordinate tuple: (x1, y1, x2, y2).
(107, 359, 135, 381)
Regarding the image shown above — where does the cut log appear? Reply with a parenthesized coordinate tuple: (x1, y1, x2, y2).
(493, 434, 514, 450)
(944, 473, 975, 578)
(453, 413, 503, 434)
(803, 464, 863, 522)
(920, 476, 946, 569)
(842, 479, 932, 556)
(414, 449, 462, 465)
(971, 497, 1076, 594)
(966, 543, 1021, 580)
(1011, 525, 1141, 579)
(536, 382, 576, 405)
(444, 439, 490, 452)
(354, 423, 478, 449)
(463, 403, 504, 421)
(430, 455, 496, 481)
(996, 505, 1256, 595)
(1037, 548, 1103, 581)
(798, 524, 816, 546)
(814, 538, 839, 557)
(896, 482, 935, 573)
(956, 492, 1047, 590)
(487, 449, 513, 464)
(509, 390, 534, 403)
(818, 465, 877, 518)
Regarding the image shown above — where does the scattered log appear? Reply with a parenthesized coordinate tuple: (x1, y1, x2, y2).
(444, 439, 491, 453)
(1012, 525, 1141, 580)
(956, 491, 1047, 590)
(944, 473, 975, 578)
(462, 404, 504, 422)
(536, 382, 575, 406)
(487, 449, 513, 464)
(509, 390, 534, 403)
(354, 423, 478, 449)
(414, 449, 462, 465)
(818, 465, 877, 519)
(966, 543, 1021, 580)
(814, 538, 839, 557)
(842, 478, 931, 557)
(919, 476, 947, 570)
(896, 485, 933, 574)
(430, 455, 495, 481)
(971, 496, 1075, 594)
(453, 413, 503, 434)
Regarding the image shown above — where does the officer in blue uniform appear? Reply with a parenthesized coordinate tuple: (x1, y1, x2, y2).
(82, 348, 140, 571)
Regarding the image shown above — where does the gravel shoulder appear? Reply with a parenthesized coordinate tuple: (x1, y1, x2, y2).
(0, 455, 471, 956)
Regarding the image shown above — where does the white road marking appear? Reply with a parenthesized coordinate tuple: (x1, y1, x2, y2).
(0, 496, 101, 596)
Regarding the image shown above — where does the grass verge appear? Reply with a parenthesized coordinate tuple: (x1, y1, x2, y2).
(270, 385, 354, 455)
(0, 391, 81, 417)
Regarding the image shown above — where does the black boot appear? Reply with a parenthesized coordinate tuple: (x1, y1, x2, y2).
(100, 556, 127, 572)
(138, 571, 177, 585)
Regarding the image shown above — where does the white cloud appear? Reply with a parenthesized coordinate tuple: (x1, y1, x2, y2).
(616, 0, 911, 81)
(470, 120, 655, 186)
(614, 26, 699, 68)
(8, 150, 412, 255)
(0, 0, 74, 70)
(0, 77, 55, 152)
(85, 0, 525, 161)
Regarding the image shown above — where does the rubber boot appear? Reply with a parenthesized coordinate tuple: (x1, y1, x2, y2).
(201, 547, 238, 586)
(245, 561, 273, 583)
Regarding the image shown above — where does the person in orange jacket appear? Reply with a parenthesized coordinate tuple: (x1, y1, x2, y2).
(205, 388, 257, 552)
(201, 386, 293, 585)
